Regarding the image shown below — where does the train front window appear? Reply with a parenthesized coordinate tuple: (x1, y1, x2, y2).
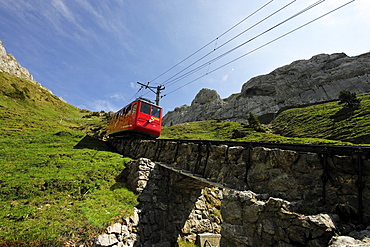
(152, 106, 161, 118)
(140, 102, 151, 115)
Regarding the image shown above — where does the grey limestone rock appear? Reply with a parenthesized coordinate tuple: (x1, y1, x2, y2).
(163, 52, 370, 126)
(0, 40, 53, 94)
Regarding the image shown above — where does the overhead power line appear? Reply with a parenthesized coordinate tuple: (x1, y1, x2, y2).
(129, 0, 276, 105)
(162, 0, 356, 98)
(160, 0, 299, 87)
(163, 0, 326, 88)
(149, 0, 275, 84)
(125, 86, 143, 105)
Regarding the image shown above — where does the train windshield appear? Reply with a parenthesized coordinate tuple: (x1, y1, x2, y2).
(140, 102, 151, 115)
(152, 106, 161, 118)
(140, 102, 161, 118)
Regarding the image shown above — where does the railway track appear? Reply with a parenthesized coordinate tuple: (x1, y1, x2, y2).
(153, 138, 370, 157)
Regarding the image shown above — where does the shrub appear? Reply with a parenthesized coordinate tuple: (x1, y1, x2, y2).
(338, 91, 360, 108)
(248, 112, 266, 132)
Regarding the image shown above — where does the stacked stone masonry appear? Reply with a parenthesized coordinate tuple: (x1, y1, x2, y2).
(94, 158, 223, 247)
(102, 139, 370, 246)
(109, 139, 370, 224)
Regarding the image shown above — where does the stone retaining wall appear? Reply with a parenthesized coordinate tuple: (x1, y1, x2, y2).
(108, 139, 370, 225)
(93, 158, 370, 246)
(94, 158, 222, 246)
(221, 190, 338, 247)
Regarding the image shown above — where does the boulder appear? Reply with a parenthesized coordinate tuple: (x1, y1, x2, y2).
(95, 234, 119, 246)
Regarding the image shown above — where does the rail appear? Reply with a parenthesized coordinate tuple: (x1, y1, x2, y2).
(155, 138, 370, 156)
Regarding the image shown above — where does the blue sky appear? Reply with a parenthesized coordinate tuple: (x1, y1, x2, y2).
(0, 0, 368, 114)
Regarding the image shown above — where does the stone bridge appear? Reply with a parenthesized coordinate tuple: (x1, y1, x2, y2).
(94, 138, 370, 247)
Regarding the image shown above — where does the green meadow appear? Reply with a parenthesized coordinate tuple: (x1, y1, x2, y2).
(0, 72, 137, 246)
(1, 70, 369, 246)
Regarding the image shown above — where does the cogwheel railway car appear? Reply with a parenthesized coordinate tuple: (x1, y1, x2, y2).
(106, 98, 162, 138)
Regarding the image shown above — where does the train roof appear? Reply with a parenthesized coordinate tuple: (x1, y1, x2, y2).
(135, 97, 155, 104)
(115, 98, 161, 111)
(134, 98, 162, 108)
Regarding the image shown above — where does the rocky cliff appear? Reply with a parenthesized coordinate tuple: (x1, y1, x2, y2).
(163, 52, 370, 126)
(0, 40, 52, 94)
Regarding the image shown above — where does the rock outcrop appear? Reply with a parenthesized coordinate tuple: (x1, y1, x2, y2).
(0, 40, 52, 94)
(163, 52, 370, 126)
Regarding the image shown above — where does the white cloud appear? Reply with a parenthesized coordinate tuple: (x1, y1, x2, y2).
(221, 68, 235, 82)
(75, 0, 134, 51)
(130, 82, 140, 90)
(353, 0, 370, 24)
(44, 1, 81, 36)
(51, 0, 76, 24)
(80, 99, 118, 112)
(110, 93, 125, 101)
(4, 0, 129, 49)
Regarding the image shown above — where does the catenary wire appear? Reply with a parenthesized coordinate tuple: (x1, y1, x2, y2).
(162, 0, 356, 98)
(124, 87, 144, 107)
(129, 0, 321, 103)
(163, 0, 326, 88)
(148, 0, 275, 84)
(125, 0, 275, 105)
(160, 0, 299, 86)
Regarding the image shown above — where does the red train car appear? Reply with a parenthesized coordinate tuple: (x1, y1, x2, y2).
(106, 99, 162, 138)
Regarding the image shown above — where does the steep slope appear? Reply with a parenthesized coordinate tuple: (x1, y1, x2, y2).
(0, 71, 83, 139)
(0, 67, 137, 245)
(161, 93, 370, 145)
(271, 93, 370, 144)
(0, 40, 52, 94)
(163, 52, 370, 126)
(160, 119, 352, 145)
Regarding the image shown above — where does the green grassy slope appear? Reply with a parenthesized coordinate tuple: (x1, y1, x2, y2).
(161, 93, 370, 146)
(160, 119, 353, 145)
(2, 69, 369, 245)
(271, 93, 370, 144)
(0, 72, 137, 246)
(0, 72, 79, 121)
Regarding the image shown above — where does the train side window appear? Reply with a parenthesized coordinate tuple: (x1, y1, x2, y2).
(132, 104, 137, 114)
(118, 109, 124, 116)
(152, 106, 161, 118)
(126, 105, 132, 115)
(140, 102, 151, 115)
